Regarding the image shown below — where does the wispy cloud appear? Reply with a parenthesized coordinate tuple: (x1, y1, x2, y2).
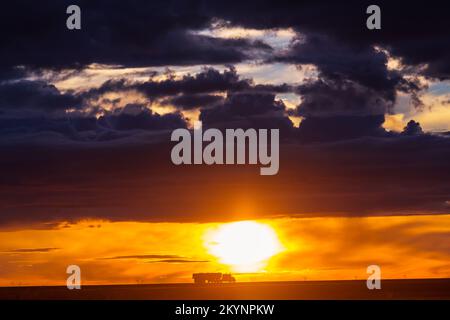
(147, 259, 210, 263)
(99, 254, 209, 264)
(99, 254, 182, 260)
(3, 248, 60, 253)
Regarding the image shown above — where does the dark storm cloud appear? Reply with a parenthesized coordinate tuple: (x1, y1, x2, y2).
(0, 67, 27, 82)
(0, 80, 82, 112)
(204, 0, 450, 79)
(203, 0, 446, 118)
(199, 92, 294, 133)
(135, 67, 251, 97)
(164, 94, 224, 110)
(1, 1, 449, 80)
(295, 78, 392, 117)
(252, 83, 293, 94)
(0, 105, 187, 141)
(0, 67, 291, 139)
(402, 120, 424, 136)
(0, 0, 438, 127)
(201, 92, 285, 120)
(276, 33, 423, 119)
(0, 132, 448, 226)
(291, 76, 418, 142)
(82, 67, 251, 101)
(275, 33, 403, 96)
(0, 117, 95, 140)
(0, 0, 270, 72)
(0, 0, 449, 226)
(297, 115, 387, 142)
(83, 66, 292, 107)
(98, 104, 187, 132)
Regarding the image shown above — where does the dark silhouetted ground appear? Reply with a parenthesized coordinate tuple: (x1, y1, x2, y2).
(1, 279, 449, 300)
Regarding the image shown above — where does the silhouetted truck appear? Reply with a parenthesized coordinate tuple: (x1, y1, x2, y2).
(192, 273, 236, 284)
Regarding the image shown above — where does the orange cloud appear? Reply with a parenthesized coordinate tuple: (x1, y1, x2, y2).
(0, 215, 449, 286)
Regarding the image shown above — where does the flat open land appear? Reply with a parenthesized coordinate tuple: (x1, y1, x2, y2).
(1, 279, 449, 300)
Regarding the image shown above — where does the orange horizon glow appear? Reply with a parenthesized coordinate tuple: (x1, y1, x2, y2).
(0, 214, 449, 286)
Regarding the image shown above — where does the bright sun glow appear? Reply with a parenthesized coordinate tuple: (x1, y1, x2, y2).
(205, 221, 283, 272)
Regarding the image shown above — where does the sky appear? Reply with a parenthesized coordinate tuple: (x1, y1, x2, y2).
(0, 0, 449, 286)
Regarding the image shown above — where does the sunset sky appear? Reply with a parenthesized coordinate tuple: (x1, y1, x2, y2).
(0, 1, 449, 286)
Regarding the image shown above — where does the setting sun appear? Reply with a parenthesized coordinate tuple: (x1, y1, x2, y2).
(205, 221, 283, 272)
